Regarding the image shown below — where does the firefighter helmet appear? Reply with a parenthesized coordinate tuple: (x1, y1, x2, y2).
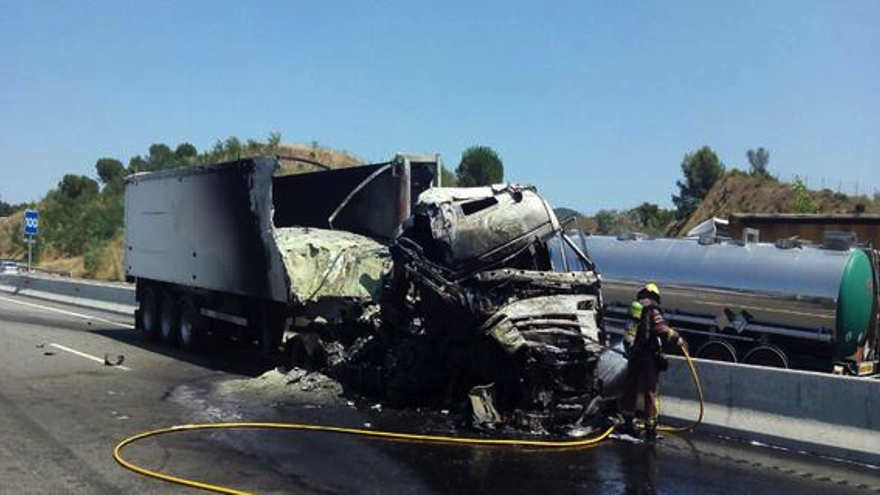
(638, 282, 661, 301)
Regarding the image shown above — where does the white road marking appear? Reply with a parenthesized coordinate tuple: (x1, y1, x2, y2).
(49, 343, 132, 371)
(0, 294, 134, 329)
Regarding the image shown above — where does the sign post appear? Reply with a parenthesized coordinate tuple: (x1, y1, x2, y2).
(23, 210, 39, 273)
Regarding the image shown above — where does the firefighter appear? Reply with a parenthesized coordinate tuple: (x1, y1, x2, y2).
(619, 282, 687, 441)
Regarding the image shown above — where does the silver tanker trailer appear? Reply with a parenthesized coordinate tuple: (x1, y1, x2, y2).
(549, 233, 878, 374)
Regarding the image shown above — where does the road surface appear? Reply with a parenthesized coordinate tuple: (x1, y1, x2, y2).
(0, 291, 878, 494)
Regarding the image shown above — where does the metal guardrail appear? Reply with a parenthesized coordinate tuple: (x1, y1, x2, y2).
(0, 273, 134, 307)
(31, 267, 73, 277)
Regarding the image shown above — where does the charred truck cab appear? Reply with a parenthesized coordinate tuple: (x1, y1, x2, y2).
(382, 185, 606, 427)
(124, 155, 610, 430)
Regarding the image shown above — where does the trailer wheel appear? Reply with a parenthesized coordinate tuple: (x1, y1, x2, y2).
(743, 345, 789, 369)
(179, 298, 203, 352)
(160, 293, 180, 346)
(139, 288, 160, 341)
(696, 340, 738, 363)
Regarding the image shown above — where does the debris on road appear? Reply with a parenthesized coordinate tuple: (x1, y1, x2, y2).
(104, 354, 125, 366)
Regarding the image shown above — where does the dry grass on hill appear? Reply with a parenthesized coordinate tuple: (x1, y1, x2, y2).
(677, 172, 880, 235)
(0, 214, 25, 260)
(275, 143, 363, 176)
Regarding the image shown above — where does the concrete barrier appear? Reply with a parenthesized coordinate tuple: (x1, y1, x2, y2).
(660, 356, 880, 465)
(0, 273, 135, 313)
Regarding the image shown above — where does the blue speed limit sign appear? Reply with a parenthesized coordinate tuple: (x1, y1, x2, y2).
(24, 209, 39, 236)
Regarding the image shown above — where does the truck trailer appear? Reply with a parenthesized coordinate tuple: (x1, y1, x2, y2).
(124, 154, 437, 352)
(124, 155, 611, 428)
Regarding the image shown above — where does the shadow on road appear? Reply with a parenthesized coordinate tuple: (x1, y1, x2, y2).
(91, 326, 278, 378)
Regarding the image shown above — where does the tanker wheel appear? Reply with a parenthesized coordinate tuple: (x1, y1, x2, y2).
(139, 288, 160, 341)
(696, 340, 738, 363)
(160, 293, 180, 346)
(743, 345, 789, 369)
(179, 298, 204, 352)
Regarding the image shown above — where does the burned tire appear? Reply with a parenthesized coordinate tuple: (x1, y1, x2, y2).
(139, 288, 160, 341)
(160, 293, 180, 346)
(179, 298, 204, 352)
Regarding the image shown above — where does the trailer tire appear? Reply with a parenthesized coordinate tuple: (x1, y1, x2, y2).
(179, 298, 203, 352)
(696, 340, 738, 363)
(743, 345, 789, 369)
(160, 293, 180, 346)
(139, 288, 160, 341)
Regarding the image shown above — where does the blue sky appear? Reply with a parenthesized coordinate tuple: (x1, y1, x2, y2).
(1, 0, 878, 213)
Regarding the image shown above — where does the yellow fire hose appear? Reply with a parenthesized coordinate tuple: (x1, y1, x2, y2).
(113, 347, 703, 494)
(659, 345, 704, 433)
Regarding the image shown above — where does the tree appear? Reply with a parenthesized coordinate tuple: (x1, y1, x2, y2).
(148, 143, 174, 170)
(58, 174, 99, 200)
(267, 132, 282, 150)
(224, 137, 243, 159)
(0, 195, 14, 217)
(746, 147, 771, 178)
(95, 158, 125, 185)
(440, 165, 457, 187)
(792, 176, 817, 213)
(672, 146, 725, 219)
(630, 202, 674, 236)
(128, 155, 149, 174)
(455, 146, 504, 187)
(594, 210, 618, 235)
(174, 143, 198, 161)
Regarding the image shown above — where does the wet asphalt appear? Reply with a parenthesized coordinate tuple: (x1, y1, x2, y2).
(0, 291, 879, 494)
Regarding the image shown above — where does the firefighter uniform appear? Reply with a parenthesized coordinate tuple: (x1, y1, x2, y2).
(620, 283, 686, 440)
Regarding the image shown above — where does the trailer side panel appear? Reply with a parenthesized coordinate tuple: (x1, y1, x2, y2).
(124, 158, 288, 302)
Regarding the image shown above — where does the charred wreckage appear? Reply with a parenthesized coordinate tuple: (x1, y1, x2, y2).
(296, 186, 608, 429)
(124, 155, 614, 431)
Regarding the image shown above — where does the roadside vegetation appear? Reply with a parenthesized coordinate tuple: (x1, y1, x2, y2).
(569, 146, 879, 236)
(1, 137, 875, 281)
(0, 134, 331, 279)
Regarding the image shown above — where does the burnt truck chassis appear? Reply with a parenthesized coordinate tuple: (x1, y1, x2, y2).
(290, 185, 608, 429)
(125, 157, 610, 431)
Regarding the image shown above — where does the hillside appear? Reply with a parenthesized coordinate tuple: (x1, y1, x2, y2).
(0, 214, 25, 260)
(675, 172, 880, 235)
(276, 143, 363, 175)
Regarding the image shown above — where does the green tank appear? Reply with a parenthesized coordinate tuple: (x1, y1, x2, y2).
(837, 249, 875, 357)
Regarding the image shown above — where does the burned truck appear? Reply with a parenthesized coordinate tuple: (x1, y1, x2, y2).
(124, 155, 607, 428)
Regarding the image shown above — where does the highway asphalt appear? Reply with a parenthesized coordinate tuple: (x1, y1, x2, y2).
(0, 291, 878, 494)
